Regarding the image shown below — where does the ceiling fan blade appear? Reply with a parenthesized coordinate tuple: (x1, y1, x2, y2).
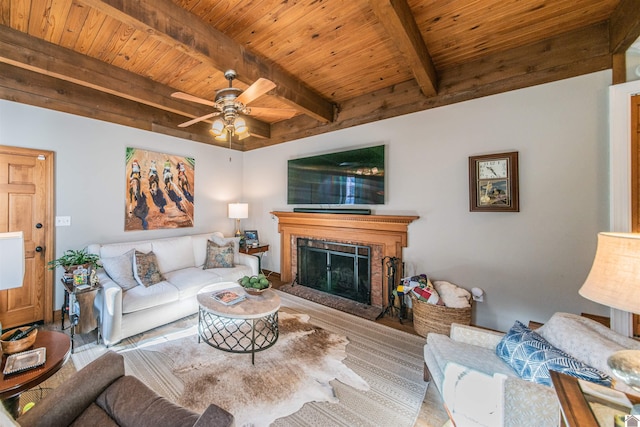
(249, 107, 298, 121)
(178, 112, 219, 128)
(171, 92, 215, 107)
(236, 78, 276, 105)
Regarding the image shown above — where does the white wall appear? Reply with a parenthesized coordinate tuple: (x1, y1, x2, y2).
(0, 71, 612, 331)
(0, 101, 245, 307)
(243, 71, 612, 332)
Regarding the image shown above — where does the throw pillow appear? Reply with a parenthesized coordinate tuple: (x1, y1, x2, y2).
(101, 249, 138, 291)
(537, 312, 640, 374)
(496, 320, 612, 387)
(210, 234, 241, 264)
(133, 251, 165, 287)
(433, 280, 472, 308)
(203, 240, 235, 269)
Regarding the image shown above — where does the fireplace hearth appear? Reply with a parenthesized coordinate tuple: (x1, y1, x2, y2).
(297, 238, 371, 304)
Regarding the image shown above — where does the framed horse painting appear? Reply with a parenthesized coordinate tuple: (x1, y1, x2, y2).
(125, 147, 195, 231)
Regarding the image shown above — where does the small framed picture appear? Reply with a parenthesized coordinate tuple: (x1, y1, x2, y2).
(469, 151, 519, 212)
(244, 230, 259, 246)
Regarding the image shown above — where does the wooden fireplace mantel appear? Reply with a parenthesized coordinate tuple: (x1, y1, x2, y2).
(271, 212, 419, 301)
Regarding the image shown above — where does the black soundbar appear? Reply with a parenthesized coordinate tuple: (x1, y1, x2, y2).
(293, 208, 371, 215)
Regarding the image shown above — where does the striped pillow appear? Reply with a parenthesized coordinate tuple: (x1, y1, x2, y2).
(496, 321, 612, 387)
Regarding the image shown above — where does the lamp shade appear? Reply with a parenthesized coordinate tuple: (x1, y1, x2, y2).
(210, 119, 225, 136)
(579, 232, 640, 314)
(234, 117, 248, 135)
(0, 231, 25, 290)
(228, 203, 248, 219)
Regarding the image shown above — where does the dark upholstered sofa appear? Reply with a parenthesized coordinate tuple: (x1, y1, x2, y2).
(17, 351, 234, 427)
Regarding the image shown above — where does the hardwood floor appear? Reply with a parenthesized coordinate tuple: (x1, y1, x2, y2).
(375, 309, 419, 334)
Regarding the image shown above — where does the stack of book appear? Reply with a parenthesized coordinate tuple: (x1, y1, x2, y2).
(212, 290, 246, 306)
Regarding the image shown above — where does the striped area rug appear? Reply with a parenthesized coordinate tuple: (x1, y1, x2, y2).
(71, 290, 428, 426)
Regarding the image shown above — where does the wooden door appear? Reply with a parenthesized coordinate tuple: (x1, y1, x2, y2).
(631, 94, 640, 337)
(0, 146, 54, 328)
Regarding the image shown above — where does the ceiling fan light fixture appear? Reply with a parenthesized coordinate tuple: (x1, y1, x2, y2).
(210, 119, 225, 136)
(173, 69, 285, 145)
(234, 117, 248, 134)
(214, 133, 228, 142)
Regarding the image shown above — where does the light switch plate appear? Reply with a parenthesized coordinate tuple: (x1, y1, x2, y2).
(55, 216, 71, 226)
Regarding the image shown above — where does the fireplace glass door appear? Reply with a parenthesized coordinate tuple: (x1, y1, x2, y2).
(297, 238, 371, 304)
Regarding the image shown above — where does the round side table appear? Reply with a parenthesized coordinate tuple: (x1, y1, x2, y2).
(0, 330, 71, 418)
(197, 283, 280, 364)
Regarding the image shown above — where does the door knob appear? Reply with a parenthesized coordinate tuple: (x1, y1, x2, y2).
(35, 246, 43, 252)
(35, 223, 43, 229)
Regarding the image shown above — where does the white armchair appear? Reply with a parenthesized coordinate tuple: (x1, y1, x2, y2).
(424, 313, 640, 427)
(425, 323, 557, 427)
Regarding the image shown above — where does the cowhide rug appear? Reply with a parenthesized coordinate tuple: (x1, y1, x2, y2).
(140, 311, 369, 427)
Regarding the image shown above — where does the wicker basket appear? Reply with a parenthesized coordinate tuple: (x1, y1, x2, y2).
(0, 327, 38, 354)
(411, 295, 472, 337)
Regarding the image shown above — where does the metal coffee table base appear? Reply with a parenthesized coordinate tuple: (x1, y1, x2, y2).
(198, 307, 279, 364)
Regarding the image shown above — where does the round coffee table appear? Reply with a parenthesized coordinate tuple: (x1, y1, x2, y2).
(0, 330, 71, 417)
(197, 283, 280, 364)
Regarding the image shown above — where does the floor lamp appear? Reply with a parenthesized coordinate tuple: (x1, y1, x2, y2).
(0, 231, 25, 332)
(579, 232, 640, 399)
(228, 203, 248, 237)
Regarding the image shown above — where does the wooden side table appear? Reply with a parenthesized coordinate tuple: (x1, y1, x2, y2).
(240, 244, 269, 272)
(0, 331, 71, 418)
(551, 370, 640, 427)
(60, 278, 100, 353)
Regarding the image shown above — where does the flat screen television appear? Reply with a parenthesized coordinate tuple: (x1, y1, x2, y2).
(288, 145, 385, 205)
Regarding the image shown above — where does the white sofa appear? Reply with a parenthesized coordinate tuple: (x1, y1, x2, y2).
(424, 312, 640, 427)
(88, 232, 258, 346)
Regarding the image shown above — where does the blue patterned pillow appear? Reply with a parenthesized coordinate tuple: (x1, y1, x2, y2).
(496, 321, 612, 387)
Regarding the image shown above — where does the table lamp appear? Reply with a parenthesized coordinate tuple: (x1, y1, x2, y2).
(0, 231, 25, 332)
(579, 232, 640, 396)
(228, 203, 248, 237)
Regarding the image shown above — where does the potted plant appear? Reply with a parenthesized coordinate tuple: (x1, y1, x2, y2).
(47, 248, 101, 274)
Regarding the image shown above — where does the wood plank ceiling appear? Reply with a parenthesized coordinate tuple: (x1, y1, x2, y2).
(0, 0, 639, 151)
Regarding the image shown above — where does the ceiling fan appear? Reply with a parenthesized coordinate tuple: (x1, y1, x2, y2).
(171, 70, 297, 141)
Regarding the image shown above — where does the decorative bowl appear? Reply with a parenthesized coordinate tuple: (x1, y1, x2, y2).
(0, 327, 37, 355)
(242, 282, 272, 296)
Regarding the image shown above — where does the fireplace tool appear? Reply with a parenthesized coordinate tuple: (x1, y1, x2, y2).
(378, 256, 402, 321)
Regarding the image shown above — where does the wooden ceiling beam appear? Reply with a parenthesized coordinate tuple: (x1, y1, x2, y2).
(438, 22, 610, 94)
(0, 1, 9, 26)
(0, 63, 255, 151)
(0, 62, 231, 147)
(369, 0, 437, 97)
(246, 22, 610, 150)
(0, 26, 202, 118)
(0, 25, 270, 140)
(79, 0, 335, 124)
(0, 59, 267, 150)
(609, 0, 640, 55)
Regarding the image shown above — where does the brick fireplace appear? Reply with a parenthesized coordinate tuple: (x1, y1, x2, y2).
(272, 211, 418, 308)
